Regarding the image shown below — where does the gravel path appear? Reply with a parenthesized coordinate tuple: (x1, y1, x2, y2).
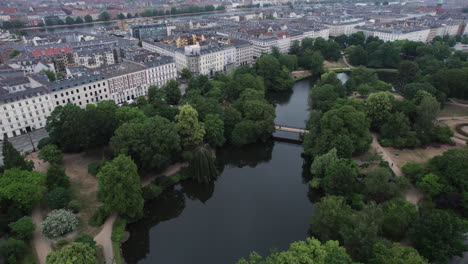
(31, 205, 52, 264)
(371, 134, 424, 206)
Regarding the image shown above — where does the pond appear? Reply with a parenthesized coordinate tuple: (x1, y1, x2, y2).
(122, 79, 316, 264)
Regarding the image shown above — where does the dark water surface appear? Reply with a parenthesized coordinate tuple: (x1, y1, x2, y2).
(122, 79, 315, 264)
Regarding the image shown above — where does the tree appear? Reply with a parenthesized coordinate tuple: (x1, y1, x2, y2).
(74, 235, 96, 249)
(84, 14, 93, 23)
(415, 92, 439, 138)
(398, 61, 421, 87)
(365, 92, 394, 129)
(46, 242, 96, 264)
(370, 243, 429, 264)
(323, 40, 341, 61)
(38, 144, 62, 164)
(310, 148, 338, 178)
(117, 13, 126, 19)
(289, 40, 301, 55)
(82, 101, 119, 150)
(45, 187, 71, 209)
(65, 16, 75, 25)
(382, 198, 418, 241)
(310, 84, 339, 112)
(299, 50, 324, 74)
(304, 105, 372, 158)
(348, 31, 365, 46)
(364, 167, 402, 202)
(111, 116, 181, 171)
(9, 50, 20, 58)
(41, 209, 78, 239)
(188, 145, 218, 184)
(98, 11, 110, 21)
(2, 134, 34, 171)
(0, 169, 46, 209)
(181, 68, 192, 80)
(271, 46, 281, 58)
(409, 209, 468, 263)
(8, 216, 35, 240)
(322, 159, 359, 197)
(204, 114, 225, 147)
(46, 164, 70, 189)
(341, 213, 379, 262)
(46, 104, 86, 152)
(255, 55, 281, 90)
(75, 16, 84, 24)
(278, 54, 298, 71)
(97, 154, 144, 218)
(0, 238, 27, 264)
(416, 173, 443, 197)
(310, 195, 355, 242)
(238, 237, 352, 264)
(231, 120, 257, 146)
(162, 79, 181, 105)
(176, 105, 205, 150)
(115, 106, 146, 125)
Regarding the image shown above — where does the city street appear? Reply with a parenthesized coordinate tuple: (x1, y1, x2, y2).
(0, 129, 48, 166)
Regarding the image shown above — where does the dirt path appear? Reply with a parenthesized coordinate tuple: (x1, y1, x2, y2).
(449, 99, 468, 108)
(25, 153, 52, 264)
(31, 205, 51, 264)
(371, 134, 424, 206)
(94, 162, 187, 264)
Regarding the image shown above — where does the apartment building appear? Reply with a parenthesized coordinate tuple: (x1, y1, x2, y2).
(0, 87, 53, 138)
(323, 19, 366, 36)
(356, 25, 431, 42)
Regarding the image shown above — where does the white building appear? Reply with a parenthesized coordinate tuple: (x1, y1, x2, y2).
(323, 19, 366, 36)
(356, 25, 430, 42)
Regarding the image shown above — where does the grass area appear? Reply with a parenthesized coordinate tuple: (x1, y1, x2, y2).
(439, 104, 468, 117)
(111, 217, 127, 264)
(69, 179, 102, 236)
(291, 70, 313, 81)
(324, 58, 349, 69)
(112, 241, 124, 264)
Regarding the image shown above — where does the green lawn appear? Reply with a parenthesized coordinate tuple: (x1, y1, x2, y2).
(439, 104, 468, 117)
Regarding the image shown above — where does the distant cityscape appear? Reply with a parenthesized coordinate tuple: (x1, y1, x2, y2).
(0, 0, 467, 139)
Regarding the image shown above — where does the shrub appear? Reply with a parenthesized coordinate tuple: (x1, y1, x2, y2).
(38, 144, 62, 164)
(87, 161, 106, 176)
(74, 234, 96, 249)
(55, 239, 68, 248)
(41, 209, 78, 239)
(0, 238, 28, 264)
(46, 164, 70, 189)
(142, 184, 164, 200)
(431, 125, 454, 144)
(45, 187, 71, 209)
(37, 137, 53, 150)
(111, 217, 127, 242)
(8, 216, 35, 240)
(67, 200, 81, 213)
(88, 205, 111, 227)
(46, 242, 96, 264)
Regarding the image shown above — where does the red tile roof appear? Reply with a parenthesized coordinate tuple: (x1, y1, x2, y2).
(31, 46, 73, 57)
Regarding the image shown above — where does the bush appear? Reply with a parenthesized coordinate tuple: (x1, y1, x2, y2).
(88, 205, 111, 227)
(38, 144, 62, 164)
(8, 216, 35, 240)
(46, 242, 96, 264)
(55, 239, 68, 248)
(431, 125, 454, 144)
(142, 184, 164, 200)
(87, 161, 106, 176)
(46, 164, 70, 189)
(67, 200, 81, 213)
(41, 209, 78, 239)
(74, 234, 96, 249)
(0, 238, 28, 264)
(37, 137, 53, 150)
(45, 187, 71, 209)
(111, 217, 127, 243)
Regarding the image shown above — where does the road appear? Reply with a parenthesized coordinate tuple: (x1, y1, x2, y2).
(0, 129, 48, 166)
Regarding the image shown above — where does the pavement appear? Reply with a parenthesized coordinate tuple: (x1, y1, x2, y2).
(0, 129, 48, 166)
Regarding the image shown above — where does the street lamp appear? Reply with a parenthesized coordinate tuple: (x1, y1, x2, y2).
(23, 129, 36, 152)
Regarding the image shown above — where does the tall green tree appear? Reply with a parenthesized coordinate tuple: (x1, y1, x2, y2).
(415, 92, 439, 139)
(409, 209, 468, 263)
(98, 11, 111, 21)
(97, 154, 144, 218)
(381, 198, 418, 241)
(176, 105, 205, 150)
(111, 116, 181, 171)
(0, 169, 46, 209)
(204, 114, 225, 147)
(84, 14, 93, 23)
(365, 92, 394, 129)
(46, 104, 86, 152)
(322, 159, 359, 197)
(2, 134, 33, 171)
(162, 79, 181, 105)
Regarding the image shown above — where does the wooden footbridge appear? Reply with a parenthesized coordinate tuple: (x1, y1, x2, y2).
(275, 125, 309, 134)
